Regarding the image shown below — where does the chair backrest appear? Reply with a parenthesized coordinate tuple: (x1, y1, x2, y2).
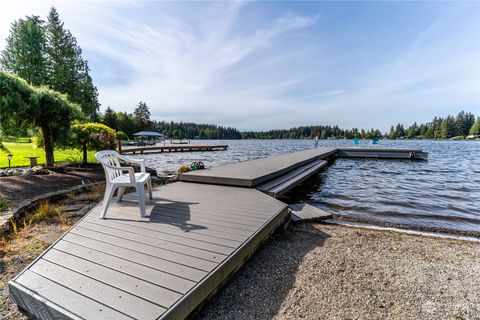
(95, 150, 123, 182)
(353, 137, 359, 145)
(371, 138, 379, 145)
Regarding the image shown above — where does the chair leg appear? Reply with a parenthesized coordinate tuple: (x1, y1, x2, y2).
(147, 179, 153, 200)
(136, 183, 146, 217)
(117, 187, 126, 202)
(100, 185, 116, 219)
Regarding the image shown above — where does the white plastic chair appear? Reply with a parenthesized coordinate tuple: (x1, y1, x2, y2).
(95, 150, 152, 219)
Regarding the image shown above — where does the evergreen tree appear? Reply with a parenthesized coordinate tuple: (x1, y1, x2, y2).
(76, 61, 100, 119)
(406, 122, 417, 139)
(388, 125, 396, 139)
(433, 117, 443, 139)
(441, 116, 455, 139)
(44, 7, 100, 119)
(44, 8, 77, 97)
(102, 106, 118, 130)
(133, 101, 151, 130)
(394, 123, 405, 138)
(0, 71, 80, 166)
(116, 112, 137, 137)
(454, 111, 475, 137)
(470, 117, 480, 136)
(0, 16, 46, 85)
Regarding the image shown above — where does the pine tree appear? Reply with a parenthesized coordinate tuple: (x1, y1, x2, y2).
(45, 8, 77, 96)
(0, 16, 46, 85)
(441, 116, 455, 139)
(102, 106, 118, 130)
(76, 61, 100, 119)
(407, 122, 417, 139)
(133, 101, 151, 130)
(44, 7, 100, 119)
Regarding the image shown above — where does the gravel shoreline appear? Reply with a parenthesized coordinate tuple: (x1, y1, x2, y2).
(199, 223, 480, 320)
(1, 221, 478, 320)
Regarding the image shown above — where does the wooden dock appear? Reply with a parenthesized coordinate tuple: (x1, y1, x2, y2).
(9, 145, 429, 320)
(120, 144, 228, 154)
(179, 147, 337, 187)
(9, 182, 289, 320)
(337, 147, 428, 160)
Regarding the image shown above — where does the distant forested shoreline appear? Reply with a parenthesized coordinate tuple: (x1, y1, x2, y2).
(100, 105, 479, 141)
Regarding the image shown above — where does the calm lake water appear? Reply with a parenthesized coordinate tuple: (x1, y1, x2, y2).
(131, 140, 480, 235)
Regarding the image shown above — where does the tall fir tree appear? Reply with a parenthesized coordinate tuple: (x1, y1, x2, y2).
(44, 7, 100, 119)
(102, 106, 118, 130)
(133, 101, 151, 130)
(0, 16, 46, 85)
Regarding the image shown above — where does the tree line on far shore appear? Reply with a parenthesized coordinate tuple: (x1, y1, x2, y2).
(101, 104, 242, 140)
(100, 104, 479, 141)
(240, 111, 480, 140)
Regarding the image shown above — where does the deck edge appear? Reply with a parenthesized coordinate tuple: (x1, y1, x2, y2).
(8, 203, 105, 319)
(159, 195, 290, 320)
(9, 281, 81, 320)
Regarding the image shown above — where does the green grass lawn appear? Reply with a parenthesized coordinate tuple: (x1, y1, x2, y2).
(0, 142, 96, 168)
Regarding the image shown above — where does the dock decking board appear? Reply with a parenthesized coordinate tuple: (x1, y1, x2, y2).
(179, 147, 337, 187)
(9, 182, 289, 320)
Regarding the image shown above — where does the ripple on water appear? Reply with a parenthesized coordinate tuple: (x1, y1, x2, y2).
(129, 139, 480, 235)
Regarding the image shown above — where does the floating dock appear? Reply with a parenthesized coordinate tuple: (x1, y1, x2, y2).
(9, 145, 428, 320)
(120, 144, 228, 154)
(179, 147, 337, 187)
(337, 147, 428, 160)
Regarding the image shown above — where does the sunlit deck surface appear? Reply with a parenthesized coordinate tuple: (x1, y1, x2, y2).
(179, 147, 337, 187)
(9, 182, 289, 320)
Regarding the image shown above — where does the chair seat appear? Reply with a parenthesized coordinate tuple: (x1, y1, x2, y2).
(112, 172, 150, 185)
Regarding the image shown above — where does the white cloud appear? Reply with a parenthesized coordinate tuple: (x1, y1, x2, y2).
(0, 1, 478, 131)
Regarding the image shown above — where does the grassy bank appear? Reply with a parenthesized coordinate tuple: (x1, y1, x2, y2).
(0, 142, 96, 168)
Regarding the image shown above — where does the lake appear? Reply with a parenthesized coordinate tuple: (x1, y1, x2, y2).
(130, 139, 480, 236)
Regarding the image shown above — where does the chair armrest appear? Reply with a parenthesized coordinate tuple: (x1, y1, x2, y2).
(119, 155, 146, 173)
(102, 163, 136, 182)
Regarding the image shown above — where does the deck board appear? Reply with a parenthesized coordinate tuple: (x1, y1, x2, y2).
(9, 182, 289, 320)
(53, 241, 196, 293)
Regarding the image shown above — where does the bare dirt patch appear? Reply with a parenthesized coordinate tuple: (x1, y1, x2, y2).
(0, 164, 104, 209)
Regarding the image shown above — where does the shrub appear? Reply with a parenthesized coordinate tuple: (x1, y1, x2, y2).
(116, 131, 129, 141)
(71, 122, 116, 164)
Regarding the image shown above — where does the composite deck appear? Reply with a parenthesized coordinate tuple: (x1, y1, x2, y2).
(9, 182, 289, 320)
(179, 147, 337, 187)
(337, 147, 428, 160)
(257, 159, 328, 198)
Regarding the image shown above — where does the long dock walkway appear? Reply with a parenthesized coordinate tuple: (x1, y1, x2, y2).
(9, 145, 428, 320)
(179, 147, 337, 187)
(9, 182, 289, 320)
(120, 144, 228, 154)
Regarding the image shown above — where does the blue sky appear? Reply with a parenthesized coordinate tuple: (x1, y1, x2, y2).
(1, 1, 479, 131)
